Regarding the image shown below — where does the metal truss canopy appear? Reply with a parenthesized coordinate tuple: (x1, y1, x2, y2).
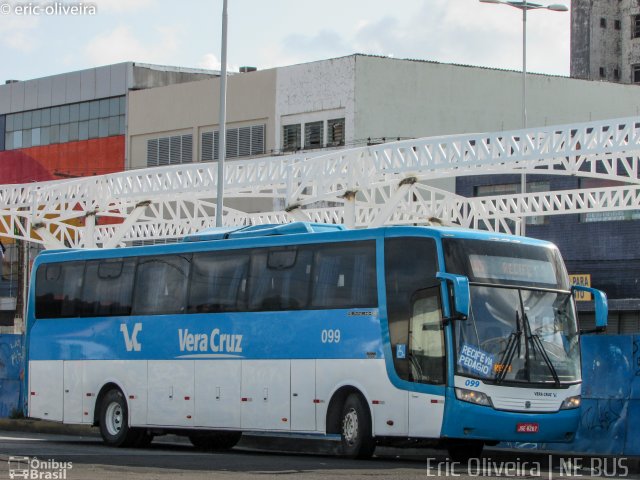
(1, 116, 639, 249)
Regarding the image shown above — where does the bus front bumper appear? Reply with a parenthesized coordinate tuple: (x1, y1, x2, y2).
(440, 398, 580, 443)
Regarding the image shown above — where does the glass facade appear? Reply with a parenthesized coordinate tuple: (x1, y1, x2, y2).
(3, 96, 125, 150)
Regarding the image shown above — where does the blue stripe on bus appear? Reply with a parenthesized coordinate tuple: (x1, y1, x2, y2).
(27, 309, 384, 361)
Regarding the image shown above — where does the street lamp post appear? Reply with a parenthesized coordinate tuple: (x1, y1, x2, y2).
(215, 0, 229, 228)
(479, 0, 568, 236)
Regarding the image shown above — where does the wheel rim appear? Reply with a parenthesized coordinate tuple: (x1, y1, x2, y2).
(105, 401, 124, 436)
(342, 407, 359, 446)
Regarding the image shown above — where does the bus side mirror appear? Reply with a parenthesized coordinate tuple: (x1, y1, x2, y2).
(571, 285, 608, 331)
(436, 272, 470, 321)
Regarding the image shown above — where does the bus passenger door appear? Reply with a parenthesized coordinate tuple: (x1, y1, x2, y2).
(407, 290, 446, 438)
(63, 361, 83, 424)
(290, 360, 316, 431)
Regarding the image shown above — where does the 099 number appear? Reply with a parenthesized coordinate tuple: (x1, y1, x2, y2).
(321, 329, 341, 343)
(464, 379, 480, 388)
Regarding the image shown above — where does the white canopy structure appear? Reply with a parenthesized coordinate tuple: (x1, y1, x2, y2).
(1, 116, 639, 249)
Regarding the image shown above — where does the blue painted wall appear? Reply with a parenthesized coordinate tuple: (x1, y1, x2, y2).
(564, 334, 640, 456)
(0, 334, 22, 418)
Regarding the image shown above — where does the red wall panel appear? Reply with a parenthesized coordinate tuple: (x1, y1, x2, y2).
(0, 136, 125, 185)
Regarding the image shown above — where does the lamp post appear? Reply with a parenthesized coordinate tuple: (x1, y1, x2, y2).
(479, 0, 568, 235)
(215, 0, 229, 228)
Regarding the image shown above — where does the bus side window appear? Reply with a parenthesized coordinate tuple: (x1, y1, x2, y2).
(132, 254, 191, 315)
(311, 242, 377, 309)
(188, 251, 250, 313)
(384, 237, 440, 383)
(247, 247, 312, 311)
(82, 258, 136, 317)
(35, 261, 85, 319)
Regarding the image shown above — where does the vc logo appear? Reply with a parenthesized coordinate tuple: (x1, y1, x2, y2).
(120, 323, 143, 352)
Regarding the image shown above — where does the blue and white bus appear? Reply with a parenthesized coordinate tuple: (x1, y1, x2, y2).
(24, 222, 607, 459)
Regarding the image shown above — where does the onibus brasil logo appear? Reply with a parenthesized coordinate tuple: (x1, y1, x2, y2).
(8, 457, 72, 479)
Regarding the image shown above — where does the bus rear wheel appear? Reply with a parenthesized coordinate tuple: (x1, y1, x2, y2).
(98, 389, 141, 447)
(189, 431, 242, 451)
(339, 394, 375, 459)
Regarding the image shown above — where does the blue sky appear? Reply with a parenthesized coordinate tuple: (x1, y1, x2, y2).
(1, 0, 571, 81)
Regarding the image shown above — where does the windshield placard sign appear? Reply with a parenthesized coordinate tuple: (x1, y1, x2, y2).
(458, 343, 495, 378)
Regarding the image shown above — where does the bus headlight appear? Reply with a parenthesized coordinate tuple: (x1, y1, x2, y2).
(455, 388, 493, 407)
(560, 395, 581, 410)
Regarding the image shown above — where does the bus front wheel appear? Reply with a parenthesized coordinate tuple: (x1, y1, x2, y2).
(339, 394, 375, 459)
(98, 389, 141, 447)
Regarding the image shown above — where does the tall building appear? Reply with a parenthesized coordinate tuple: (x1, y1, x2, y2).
(571, 0, 640, 84)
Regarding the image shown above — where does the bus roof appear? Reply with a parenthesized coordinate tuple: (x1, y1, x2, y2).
(34, 223, 556, 262)
(183, 222, 345, 242)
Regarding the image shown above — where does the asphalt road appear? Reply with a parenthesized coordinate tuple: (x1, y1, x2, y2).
(0, 430, 636, 480)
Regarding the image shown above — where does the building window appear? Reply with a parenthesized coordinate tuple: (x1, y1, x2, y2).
(475, 181, 550, 226)
(304, 121, 324, 150)
(599, 67, 606, 78)
(327, 118, 345, 146)
(282, 124, 301, 152)
(147, 134, 193, 167)
(3, 96, 126, 151)
(201, 124, 265, 161)
(634, 65, 640, 83)
(282, 118, 346, 152)
(615, 19, 621, 30)
(614, 68, 620, 80)
(634, 15, 640, 38)
(600, 17, 607, 28)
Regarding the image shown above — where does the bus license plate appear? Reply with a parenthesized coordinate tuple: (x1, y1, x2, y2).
(516, 423, 539, 433)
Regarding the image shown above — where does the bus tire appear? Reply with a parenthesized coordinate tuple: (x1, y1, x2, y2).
(189, 431, 242, 451)
(98, 389, 139, 447)
(447, 441, 484, 462)
(339, 393, 375, 459)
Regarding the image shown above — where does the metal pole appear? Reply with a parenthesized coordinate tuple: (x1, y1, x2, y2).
(520, 1, 528, 236)
(215, 0, 228, 228)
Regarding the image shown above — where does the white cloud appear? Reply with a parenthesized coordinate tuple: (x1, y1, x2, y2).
(0, 15, 39, 53)
(198, 53, 242, 73)
(199, 53, 220, 70)
(85, 25, 181, 64)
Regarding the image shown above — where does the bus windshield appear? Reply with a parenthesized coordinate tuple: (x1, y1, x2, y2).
(443, 238, 580, 385)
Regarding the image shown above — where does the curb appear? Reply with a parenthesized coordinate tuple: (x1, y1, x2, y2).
(0, 419, 97, 437)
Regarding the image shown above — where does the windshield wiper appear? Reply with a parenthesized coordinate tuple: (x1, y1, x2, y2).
(524, 313, 560, 386)
(494, 310, 522, 384)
